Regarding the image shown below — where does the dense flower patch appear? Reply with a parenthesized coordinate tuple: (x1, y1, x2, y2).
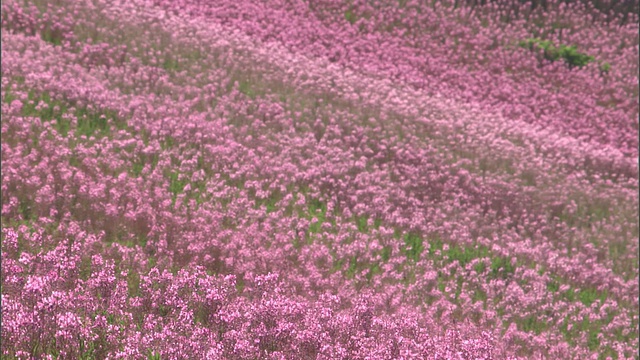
(1, 0, 638, 359)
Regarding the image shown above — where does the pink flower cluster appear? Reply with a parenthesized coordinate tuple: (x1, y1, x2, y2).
(3, 234, 496, 359)
(148, 0, 639, 158)
(1, 0, 637, 359)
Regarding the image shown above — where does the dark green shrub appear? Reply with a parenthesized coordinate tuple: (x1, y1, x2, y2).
(518, 37, 598, 69)
(558, 44, 595, 68)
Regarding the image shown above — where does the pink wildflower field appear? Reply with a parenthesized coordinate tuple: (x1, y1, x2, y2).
(1, 0, 638, 358)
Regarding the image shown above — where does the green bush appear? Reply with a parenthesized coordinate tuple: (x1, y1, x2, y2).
(518, 38, 599, 69)
(558, 45, 595, 68)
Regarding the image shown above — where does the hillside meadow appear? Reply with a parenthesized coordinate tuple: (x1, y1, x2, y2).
(1, 0, 638, 358)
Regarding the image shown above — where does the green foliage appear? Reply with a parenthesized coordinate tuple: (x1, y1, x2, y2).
(366, 263, 382, 281)
(380, 246, 392, 262)
(564, 287, 576, 303)
(446, 245, 470, 267)
(265, 198, 278, 214)
(78, 339, 98, 359)
(160, 136, 175, 150)
(130, 152, 159, 178)
(18, 200, 34, 221)
(3, 88, 15, 104)
(260, 194, 281, 214)
(428, 235, 443, 255)
(79, 256, 93, 281)
(76, 112, 109, 137)
(558, 285, 607, 306)
(344, 9, 357, 24)
(127, 270, 141, 297)
(346, 256, 358, 278)
(41, 26, 63, 46)
(235, 274, 245, 293)
(578, 287, 600, 307)
(446, 244, 488, 268)
(519, 38, 559, 60)
(131, 161, 145, 177)
(403, 232, 423, 262)
(578, 198, 611, 224)
(559, 45, 595, 68)
(587, 329, 600, 351)
(472, 288, 487, 304)
(168, 171, 187, 206)
(518, 315, 547, 335)
(474, 261, 486, 274)
(558, 315, 574, 346)
(22, 91, 68, 136)
(238, 80, 256, 99)
(19, 90, 125, 138)
(307, 198, 327, 234)
(162, 56, 180, 71)
(609, 241, 627, 259)
(158, 305, 170, 317)
(104, 228, 140, 249)
(147, 352, 162, 360)
(330, 257, 344, 273)
(518, 37, 598, 69)
(454, 275, 464, 300)
(489, 256, 515, 279)
(437, 271, 446, 292)
(598, 346, 619, 360)
(68, 154, 82, 168)
(356, 216, 369, 233)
